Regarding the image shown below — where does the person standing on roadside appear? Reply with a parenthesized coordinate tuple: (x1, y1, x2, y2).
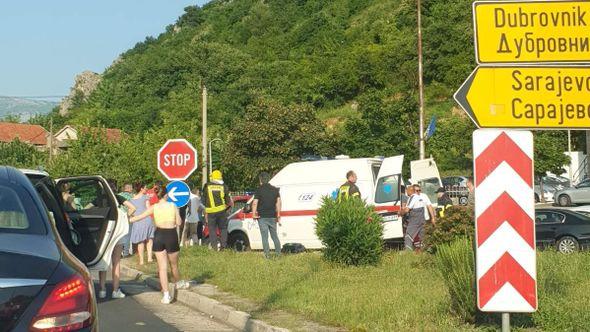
(185, 188, 205, 246)
(129, 183, 155, 265)
(119, 183, 134, 256)
(147, 181, 163, 208)
(98, 180, 136, 300)
(436, 187, 454, 218)
(252, 172, 282, 259)
(130, 186, 190, 304)
(337, 170, 361, 202)
(403, 184, 436, 251)
(202, 170, 233, 251)
(400, 185, 413, 234)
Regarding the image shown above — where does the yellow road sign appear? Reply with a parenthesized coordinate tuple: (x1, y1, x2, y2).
(454, 66, 590, 128)
(474, 0, 590, 63)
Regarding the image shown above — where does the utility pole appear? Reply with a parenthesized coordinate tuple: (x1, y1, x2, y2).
(48, 118, 53, 162)
(417, 0, 425, 160)
(586, 131, 590, 180)
(201, 84, 208, 187)
(568, 130, 573, 183)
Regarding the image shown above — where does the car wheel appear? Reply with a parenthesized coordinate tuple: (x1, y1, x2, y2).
(558, 194, 572, 206)
(459, 196, 468, 205)
(557, 236, 579, 254)
(228, 232, 249, 252)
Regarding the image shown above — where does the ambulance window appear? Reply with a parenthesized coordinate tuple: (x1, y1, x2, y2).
(375, 175, 400, 203)
(372, 165, 380, 182)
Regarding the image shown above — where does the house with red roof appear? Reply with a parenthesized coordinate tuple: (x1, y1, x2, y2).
(0, 122, 50, 150)
(54, 125, 124, 149)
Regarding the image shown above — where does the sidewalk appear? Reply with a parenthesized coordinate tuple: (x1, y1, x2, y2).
(120, 264, 293, 332)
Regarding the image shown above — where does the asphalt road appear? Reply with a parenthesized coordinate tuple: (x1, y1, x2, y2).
(95, 276, 235, 332)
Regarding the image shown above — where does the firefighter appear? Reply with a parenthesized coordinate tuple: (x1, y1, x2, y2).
(202, 170, 233, 251)
(337, 170, 361, 202)
(436, 187, 453, 218)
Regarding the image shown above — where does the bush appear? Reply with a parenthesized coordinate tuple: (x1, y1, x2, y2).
(434, 237, 477, 323)
(315, 197, 384, 266)
(424, 206, 474, 251)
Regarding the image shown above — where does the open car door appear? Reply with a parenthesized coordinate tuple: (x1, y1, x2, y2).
(56, 176, 128, 271)
(410, 158, 443, 206)
(373, 155, 404, 240)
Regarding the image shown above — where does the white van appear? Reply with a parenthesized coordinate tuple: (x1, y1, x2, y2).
(226, 156, 442, 251)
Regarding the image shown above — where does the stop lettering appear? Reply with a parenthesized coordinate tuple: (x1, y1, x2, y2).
(157, 139, 198, 180)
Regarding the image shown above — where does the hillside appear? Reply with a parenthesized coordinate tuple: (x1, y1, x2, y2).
(65, 0, 473, 126)
(41, 0, 479, 186)
(0, 96, 57, 121)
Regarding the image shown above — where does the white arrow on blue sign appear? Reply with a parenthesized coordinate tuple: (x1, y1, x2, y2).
(166, 181, 191, 208)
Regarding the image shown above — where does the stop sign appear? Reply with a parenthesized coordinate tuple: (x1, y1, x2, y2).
(157, 139, 198, 180)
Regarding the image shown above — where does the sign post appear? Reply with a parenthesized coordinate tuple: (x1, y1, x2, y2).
(474, 130, 537, 317)
(448, 0, 590, 327)
(157, 139, 198, 181)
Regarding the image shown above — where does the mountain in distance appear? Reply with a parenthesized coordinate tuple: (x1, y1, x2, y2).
(0, 96, 58, 121)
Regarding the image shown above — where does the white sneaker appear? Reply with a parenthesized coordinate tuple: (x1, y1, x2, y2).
(98, 290, 107, 299)
(112, 289, 126, 299)
(176, 280, 190, 290)
(161, 293, 172, 304)
(189, 239, 194, 246)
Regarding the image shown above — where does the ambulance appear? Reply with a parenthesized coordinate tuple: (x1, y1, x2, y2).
(226, 155, 441, 251)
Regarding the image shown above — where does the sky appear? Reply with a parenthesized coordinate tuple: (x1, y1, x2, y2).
(0, 0, 208, 98)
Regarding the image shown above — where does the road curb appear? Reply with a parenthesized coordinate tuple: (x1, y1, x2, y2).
(120, 265, 288, 332)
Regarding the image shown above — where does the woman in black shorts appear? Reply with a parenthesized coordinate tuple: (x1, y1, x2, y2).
(130, 186, 189, 304)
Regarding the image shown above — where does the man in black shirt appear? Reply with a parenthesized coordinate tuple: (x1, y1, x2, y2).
(252, 172, 281, 258)
(337, 170, 361, 202)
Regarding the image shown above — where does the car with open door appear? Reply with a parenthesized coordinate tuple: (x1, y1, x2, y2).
(0, 168, 91, 331)
(24, 171, 129, 272)
(0, 167, 128, 331)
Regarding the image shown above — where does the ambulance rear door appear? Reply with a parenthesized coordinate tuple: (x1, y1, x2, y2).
(410, 158, 443, 206)
(373, 155, 404, 240)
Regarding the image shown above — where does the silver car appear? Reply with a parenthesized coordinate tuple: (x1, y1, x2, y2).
(555, 179, 590, 206)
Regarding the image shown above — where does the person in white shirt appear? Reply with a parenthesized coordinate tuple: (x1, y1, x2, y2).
(403, 184, 436, 250)
(184, 188, 205, 246)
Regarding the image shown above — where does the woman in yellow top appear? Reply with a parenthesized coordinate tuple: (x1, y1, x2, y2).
(130, 186, 189, 304)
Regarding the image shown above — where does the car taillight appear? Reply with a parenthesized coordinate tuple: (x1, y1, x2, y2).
(30, 274, 92, 332)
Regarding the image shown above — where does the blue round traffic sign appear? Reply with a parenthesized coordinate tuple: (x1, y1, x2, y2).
(166, 181, 191, 208)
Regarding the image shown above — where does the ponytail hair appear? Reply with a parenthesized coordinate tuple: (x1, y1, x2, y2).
(155, 186, 167, 199)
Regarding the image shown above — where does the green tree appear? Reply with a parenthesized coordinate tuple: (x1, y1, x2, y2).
(534, 131, 570, 202)
(338, 89, 419, 162)
(222, 98, 333, 189)
(0, 139, 46, 169)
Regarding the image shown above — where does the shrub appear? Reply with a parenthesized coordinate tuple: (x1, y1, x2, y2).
(315, 197, 384, 266)
(434, 237, 477, 323)
(424, 206, 474, 251)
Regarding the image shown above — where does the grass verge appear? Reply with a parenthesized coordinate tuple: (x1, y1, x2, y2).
(125, 247, 590, 331)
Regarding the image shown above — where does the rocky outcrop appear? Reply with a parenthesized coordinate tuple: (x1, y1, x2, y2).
(59, 71, 101, 116)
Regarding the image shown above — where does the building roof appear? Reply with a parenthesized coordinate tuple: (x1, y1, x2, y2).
(55, 125, 124, 143)
(0, 122, 48, 145)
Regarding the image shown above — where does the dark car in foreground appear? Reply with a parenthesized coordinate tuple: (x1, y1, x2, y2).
(1, 166, 128, 331)
(536, 208, 590, 254)
(0, 167, 97, 331)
